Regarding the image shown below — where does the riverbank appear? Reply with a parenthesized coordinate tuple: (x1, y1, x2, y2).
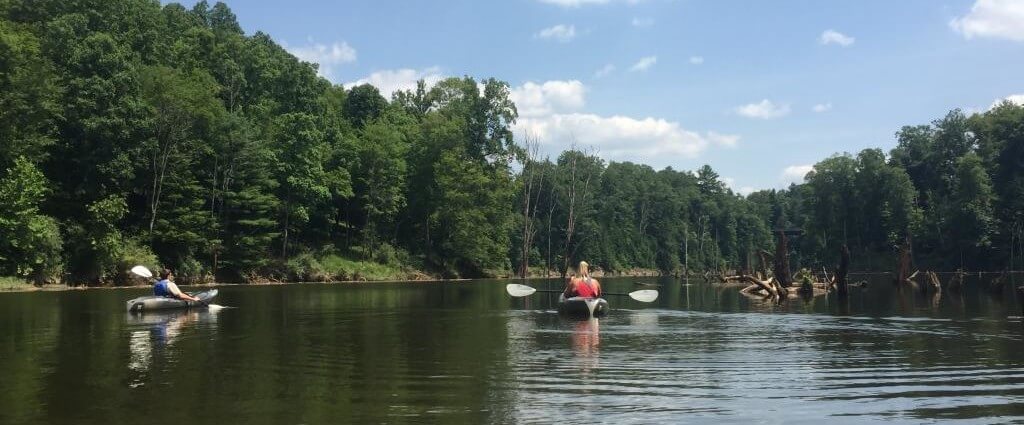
(0, 276, 72, 292)
(0, 266, 674, 293)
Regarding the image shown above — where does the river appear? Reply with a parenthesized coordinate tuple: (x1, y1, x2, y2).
(1, 275, 1023, 424)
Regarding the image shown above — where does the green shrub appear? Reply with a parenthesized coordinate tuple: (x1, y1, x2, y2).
(173, 256, 212, 285)
(113, 238, 158, 285)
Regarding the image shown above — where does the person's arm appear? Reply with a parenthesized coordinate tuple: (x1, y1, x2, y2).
(167, 281, 200, 302)
(594, 279, 602, 297)
(563, 275, 576, 297)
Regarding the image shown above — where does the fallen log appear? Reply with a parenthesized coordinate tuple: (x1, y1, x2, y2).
(925, 271, 941, 293)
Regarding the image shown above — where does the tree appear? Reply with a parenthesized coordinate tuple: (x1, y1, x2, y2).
(344, 84, 387, 129)
(515, 138, 547, 277)
(139, 65, 223, 236)
(272, 113, 330, 259)
(353, 119, 407, 257)
(433, 148, 514, 276)
(0, 157, 62, 282)
(0, 20, 59, 168)
(949, 152, 996, 267)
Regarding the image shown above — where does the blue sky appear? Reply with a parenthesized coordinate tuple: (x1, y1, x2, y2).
(177, 0, 1023, 194)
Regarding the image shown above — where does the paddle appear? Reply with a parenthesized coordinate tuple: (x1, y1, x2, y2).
(505, 283, 658, 303)
(130, 265, 208, 306)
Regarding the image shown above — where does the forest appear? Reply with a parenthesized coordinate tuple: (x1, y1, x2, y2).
(1, 0, 1022, 285)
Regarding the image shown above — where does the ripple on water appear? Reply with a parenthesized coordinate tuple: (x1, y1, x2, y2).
(502, 308, 1024, 424)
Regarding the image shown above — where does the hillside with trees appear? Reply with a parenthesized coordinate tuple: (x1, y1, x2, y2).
(1, 0, 1021, 285)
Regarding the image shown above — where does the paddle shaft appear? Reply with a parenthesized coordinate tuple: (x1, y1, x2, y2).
(531, 288, 632, 297)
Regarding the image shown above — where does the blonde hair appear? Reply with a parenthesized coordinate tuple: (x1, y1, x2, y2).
(578, 261, 589, 278)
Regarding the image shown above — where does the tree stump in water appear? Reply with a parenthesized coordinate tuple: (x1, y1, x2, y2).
(948, 270, 965, 292)
(990, 272, 1007, 295)
(836, 245, 850, 297)
(773, 231, 792, 295)
(895, 236, 914, 287)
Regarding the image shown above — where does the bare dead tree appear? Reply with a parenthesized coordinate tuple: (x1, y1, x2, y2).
(896, 236, 913, 286)
(561, 144, 597, 276)
(836, 244, 850, 297)
(517, 137, 546, 278)
(773, 230, 792, 293)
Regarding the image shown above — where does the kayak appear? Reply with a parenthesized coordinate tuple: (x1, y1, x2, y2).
(126, 289, 218, 313)
(558, 294, 609, 318)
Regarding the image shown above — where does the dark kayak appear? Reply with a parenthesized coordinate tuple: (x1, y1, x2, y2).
(126, 289, 218, 313)
(558, 294, 609, 318)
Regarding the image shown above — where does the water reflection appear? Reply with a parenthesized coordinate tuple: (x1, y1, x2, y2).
(126, 309, 220, 387)
(1, 275, 1024, 424)
(571, 319, 599, 373)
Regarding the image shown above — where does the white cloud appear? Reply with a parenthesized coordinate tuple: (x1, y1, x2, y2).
(517, 113, 722, 160)
(812, 103, 833, 113)
(722, 177, 757, 196)
(511, 80, 736, 164)
(536, 24, 577, 42)
(631, 17, 654, 27)
(345, 67, 444, 97)
(735, 99, 791, 119)
(990, 94, 1024, 109)
(951, 0, 1024, 41)
(629, 56, 657, 72)
(781, 165, 813, 185)
(707, 131, 739, 148)
(819, 29, 855, 47)
(689, 56, 704, 65)
(285, 41, 357, 81)
(509, 80, 587, 118)
(593, 64, 615, 78)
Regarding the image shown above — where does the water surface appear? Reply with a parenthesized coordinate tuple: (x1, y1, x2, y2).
(1, 275, 1022, 424)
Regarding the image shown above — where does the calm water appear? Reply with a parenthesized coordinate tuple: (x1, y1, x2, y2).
(2, 275, 1023, 424)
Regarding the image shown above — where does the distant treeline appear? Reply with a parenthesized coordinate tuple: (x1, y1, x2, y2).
(1, 1, 1021, 284)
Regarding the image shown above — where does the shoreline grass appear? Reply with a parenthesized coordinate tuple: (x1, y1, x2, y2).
(0, 276, 35, 291)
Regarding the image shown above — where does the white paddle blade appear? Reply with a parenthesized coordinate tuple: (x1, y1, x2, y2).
(130, 265, 153, 278)
(506, 284, 538, 297)
(628, 289, 659, 303)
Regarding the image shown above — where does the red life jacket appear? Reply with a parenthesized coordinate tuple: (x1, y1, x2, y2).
(575, 277, 599, 298)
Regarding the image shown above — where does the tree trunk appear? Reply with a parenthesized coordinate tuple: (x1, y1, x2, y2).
(836, 244, 850, 297)
(773, 230, 792, 292)
(896, 236, 912, 285)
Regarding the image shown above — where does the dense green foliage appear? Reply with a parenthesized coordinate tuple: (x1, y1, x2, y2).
(760, 107, 1024, 272)
(0, 1, 1021, 284)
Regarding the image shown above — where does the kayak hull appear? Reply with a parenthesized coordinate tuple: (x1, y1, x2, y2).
(126, 289, 218, 313)
(558, 295, 609, 318)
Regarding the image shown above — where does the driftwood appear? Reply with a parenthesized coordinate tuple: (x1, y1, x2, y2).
(740, 275, 780, 297)
(757, 250, 772, 281)
(928, 271, 941, 293)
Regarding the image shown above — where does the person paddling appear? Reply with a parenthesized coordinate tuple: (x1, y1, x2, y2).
(153, 269, 200, 302)
(563, 261, 602, 299)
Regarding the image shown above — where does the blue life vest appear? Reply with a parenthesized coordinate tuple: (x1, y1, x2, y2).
(154, 279, 172, 297)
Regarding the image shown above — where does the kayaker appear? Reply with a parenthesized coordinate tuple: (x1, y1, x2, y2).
(154, 269, 200, 302)
(564, 261, 602, 298)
